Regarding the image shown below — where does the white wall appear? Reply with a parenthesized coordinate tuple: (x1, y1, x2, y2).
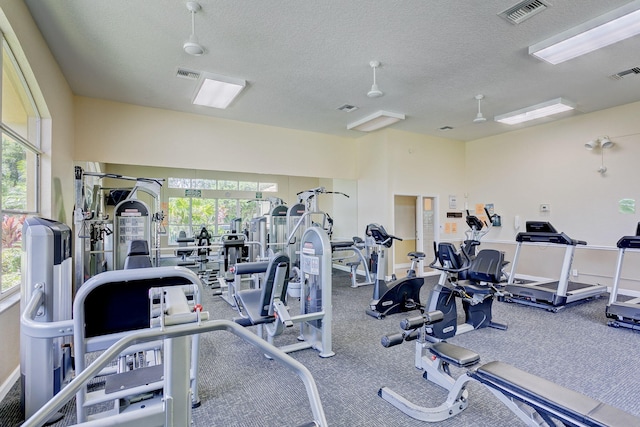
(466, 101, 640, 292)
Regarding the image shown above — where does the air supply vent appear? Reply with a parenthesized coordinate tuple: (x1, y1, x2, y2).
(498, 0, 550, 25)
(609, 67, 640, 81)
(337, 104, 358, 112)
(176, 67, 201, 80)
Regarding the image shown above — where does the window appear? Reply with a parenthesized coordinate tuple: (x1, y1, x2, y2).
(259, 182, 278, 192)
(168, 178, 216, 189)
(165, 176, 278, 243)
(167, 197, 268, 243)
(239, 181, 258, 191)
(217, 180, 238, 191)
(1, 39, 41, 297)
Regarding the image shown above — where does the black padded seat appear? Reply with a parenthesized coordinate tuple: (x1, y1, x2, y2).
(331, 239, 354, 250)
(460, 283, 493, 293)
(234, 291, 272, 325)
(407, 251, 425, 259)
(176, 230, 195, 260)
(470, 361, 639, 427)
(429, 342, 480, 368)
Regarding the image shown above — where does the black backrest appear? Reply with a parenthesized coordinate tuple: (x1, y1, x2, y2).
(468, 249, 503, 284)
(196, 227, 211, 256)
(127, 239, 150, 256)
(437, 243, 463, 269)
(83, 276, 192, 338)
(258, 253, 290, 317)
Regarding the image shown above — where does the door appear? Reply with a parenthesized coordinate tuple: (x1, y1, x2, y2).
(393, 195, 417, 277)
(417, 196, 438, 275)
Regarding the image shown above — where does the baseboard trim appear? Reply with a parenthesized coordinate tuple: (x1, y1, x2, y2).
(0, 365, 19, 403)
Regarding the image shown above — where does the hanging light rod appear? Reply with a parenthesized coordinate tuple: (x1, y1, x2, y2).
(184, 1, 205, 56)
(530, 0, 640, 64)
(367, 61, 383, 98)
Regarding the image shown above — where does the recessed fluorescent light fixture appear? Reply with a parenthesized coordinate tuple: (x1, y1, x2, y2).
(494, 98, 575, 125)
(347, 110, 405, 132)
(529, 0, 640, 64)
(192, 73, 246, 109)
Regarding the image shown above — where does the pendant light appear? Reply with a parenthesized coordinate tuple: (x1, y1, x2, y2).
(367, 61, 383, 98)
(474, 94, 487, 123)
(184, 1, 205, 56)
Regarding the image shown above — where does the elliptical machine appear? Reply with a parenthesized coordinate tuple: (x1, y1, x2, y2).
(365, 223, 425, 319)
(424, 242, 507, 340)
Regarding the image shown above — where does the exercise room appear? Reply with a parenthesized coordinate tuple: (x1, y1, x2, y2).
(2, 1, 640, 426)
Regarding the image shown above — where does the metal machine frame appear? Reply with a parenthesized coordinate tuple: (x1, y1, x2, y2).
(606, 226, 640, 330)
(73, 166, 165, 289)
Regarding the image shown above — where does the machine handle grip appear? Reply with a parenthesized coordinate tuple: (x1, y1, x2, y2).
(484, 207, 492, 226)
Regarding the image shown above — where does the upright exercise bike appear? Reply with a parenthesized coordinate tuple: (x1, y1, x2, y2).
(365, 223, 425, 319)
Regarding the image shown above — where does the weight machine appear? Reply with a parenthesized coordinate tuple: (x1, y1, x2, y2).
(23, 284, 328, 427)
(73, 166, 165, 289)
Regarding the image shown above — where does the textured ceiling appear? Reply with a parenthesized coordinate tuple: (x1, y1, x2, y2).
(24, 0, 640, 141)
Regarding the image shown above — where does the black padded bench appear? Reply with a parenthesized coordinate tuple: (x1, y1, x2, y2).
(470, 361, 639, 427)
(430, 342, 480, 368)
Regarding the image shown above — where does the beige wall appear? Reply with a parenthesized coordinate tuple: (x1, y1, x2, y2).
(466, 101, 640, 292)
(0, 1, 75, 395)
(74, 97, 358, 181)
(357, 129, 466, 274)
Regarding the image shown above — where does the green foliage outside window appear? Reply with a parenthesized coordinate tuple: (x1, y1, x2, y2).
(2, 214, 25, 291)
(2, 136, 28, 210)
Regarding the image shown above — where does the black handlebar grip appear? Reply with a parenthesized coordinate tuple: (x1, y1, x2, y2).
(381, 333, 404, 348)
(400, 315, 426, 330)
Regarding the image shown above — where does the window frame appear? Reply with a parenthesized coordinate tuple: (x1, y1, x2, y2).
(0, 36, 42, 300)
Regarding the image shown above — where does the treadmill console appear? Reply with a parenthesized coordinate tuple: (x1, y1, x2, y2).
(525, 221, 558, 233)
(617, 223, 640, 249)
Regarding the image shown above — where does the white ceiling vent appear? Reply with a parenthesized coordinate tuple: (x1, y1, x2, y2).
(498, 0, 550, 25)
(609, 67, 640, 81)
(176, 67, 201, 80)
(337, 104, 358, 112)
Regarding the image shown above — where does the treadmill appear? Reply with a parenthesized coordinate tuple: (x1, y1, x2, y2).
(505, 221, 606, 312)
(606, 223, 640, 330)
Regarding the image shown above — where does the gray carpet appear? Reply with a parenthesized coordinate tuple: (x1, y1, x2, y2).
(3, 269, 640, 427)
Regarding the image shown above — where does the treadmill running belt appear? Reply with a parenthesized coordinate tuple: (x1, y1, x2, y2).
(534, 281, 593, 292)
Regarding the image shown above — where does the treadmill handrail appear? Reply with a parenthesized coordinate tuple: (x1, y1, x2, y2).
(515, 231, 586, 246)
